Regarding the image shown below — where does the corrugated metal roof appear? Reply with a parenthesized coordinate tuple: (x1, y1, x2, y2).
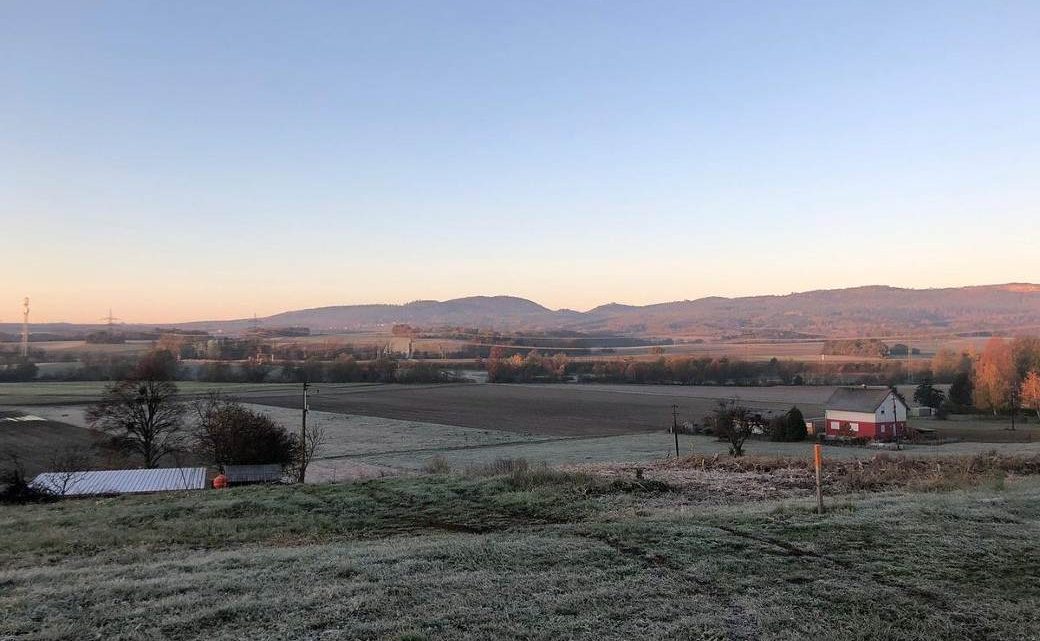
(826, 387, 902, 413)
(224, 464, 284, 483)
(31, 467, 207, 496)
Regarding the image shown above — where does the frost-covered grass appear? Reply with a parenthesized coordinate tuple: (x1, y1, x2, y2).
(2, 467, 1039, 640)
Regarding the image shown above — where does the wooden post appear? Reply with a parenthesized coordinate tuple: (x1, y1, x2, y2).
(299, 380, 310, 484)
(671, 404, 680, 457)
(813, 443, 823, 514)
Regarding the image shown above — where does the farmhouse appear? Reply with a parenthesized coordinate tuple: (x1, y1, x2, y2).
(825, 386, 908, 441)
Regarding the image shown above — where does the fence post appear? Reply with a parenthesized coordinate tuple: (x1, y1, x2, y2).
(813, 443, 824, 515)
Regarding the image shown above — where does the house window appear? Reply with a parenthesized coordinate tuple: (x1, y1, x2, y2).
(850, 422, 859, 433)
(831, 421, 839, 430)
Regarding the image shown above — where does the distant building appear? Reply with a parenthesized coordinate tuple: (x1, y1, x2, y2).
(31, 467, 208, 497)
(825, 386, 908, 441)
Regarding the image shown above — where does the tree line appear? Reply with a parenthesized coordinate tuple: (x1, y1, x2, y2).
(484, 351, 908, 386)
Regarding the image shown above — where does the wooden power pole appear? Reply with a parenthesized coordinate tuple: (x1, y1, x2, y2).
(671, 404, 680, 457)
(299, 381, 311, 483)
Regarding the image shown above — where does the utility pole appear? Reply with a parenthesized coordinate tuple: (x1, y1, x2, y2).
(1010, 388, 1017, 432)
(20, 297, 30, 358)
(906, 338, 913, 384)
(671, 404, 680, 457)
(299, 380, 311, 483)
(893, 393, 901, 448)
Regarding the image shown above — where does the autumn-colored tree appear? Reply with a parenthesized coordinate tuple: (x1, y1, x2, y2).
(973, 338, 1017, 415)
(931, 348, 973, 382)
(1012, 337, 1040, 380)
(1021, 371, 1040, 419)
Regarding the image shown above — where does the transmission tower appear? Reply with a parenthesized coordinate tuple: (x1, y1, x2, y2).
(101, 308, 120, 328)
(20, 297, 30, 358)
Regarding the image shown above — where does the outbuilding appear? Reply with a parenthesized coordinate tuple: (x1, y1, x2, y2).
(825, 386, 908, 441)
(31, 467, 208, 497)
(223, 464, 285, 486)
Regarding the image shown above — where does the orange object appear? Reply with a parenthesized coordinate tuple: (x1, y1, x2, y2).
(212, 473, 228, 489)
(813, 444, 822, 471)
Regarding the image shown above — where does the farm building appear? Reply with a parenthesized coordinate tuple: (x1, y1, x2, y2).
(825, 386, 908, 441)
(223, 464, 284, 485)
(30, 467, 208, 497)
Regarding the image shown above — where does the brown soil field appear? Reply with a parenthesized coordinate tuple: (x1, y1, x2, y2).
(0, 415, 106, 477)
(249, 383, 822, 437)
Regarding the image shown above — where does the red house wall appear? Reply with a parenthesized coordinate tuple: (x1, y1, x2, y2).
(826, 420, 908, 441)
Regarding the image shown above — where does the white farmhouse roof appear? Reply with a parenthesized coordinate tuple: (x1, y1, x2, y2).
(826, 387, 904, 413)
(31, 467, 207, 496)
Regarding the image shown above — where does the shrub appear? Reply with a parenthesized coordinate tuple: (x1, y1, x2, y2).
(0, 458, 55, 505)
(423, 455, 451, 475)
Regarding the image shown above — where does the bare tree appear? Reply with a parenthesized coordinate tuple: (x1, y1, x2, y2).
(86, 379, 186, 468)
(47, 447, 92, 496)
(296, 422, 327, 484)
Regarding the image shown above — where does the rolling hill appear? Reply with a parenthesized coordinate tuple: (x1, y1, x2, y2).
(191, 283, 1040, 337)
(6, 284, 1040, 339)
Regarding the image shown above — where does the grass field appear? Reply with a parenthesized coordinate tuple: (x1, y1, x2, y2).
(1, 460, 1038, 640)
(3, 382, 1038, 482)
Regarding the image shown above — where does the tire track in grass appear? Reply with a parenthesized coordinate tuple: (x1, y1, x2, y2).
(577, 529, 762, 641)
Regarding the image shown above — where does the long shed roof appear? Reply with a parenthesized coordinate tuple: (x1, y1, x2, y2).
(31, 467, 207, 496)
(826, 387, 903, 413)
(224, 464, 284, 483)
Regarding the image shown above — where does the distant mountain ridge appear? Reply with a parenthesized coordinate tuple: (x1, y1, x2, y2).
(187, 284, 1040, 337)
(6, 285, 1040, 339)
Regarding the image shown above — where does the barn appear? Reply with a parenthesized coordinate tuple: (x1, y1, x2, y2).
(825, 386, 908, 441)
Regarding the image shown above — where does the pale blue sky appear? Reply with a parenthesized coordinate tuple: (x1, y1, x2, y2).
(3, 1, 1038, 322)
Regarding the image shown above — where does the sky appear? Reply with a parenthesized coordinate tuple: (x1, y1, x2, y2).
(2, 1, 1039, 324)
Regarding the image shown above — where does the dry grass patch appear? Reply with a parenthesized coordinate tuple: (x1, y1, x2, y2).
(670, 451, 1040, 492)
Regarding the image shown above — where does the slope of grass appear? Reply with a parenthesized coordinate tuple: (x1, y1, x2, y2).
(1, 470, 1038, 640)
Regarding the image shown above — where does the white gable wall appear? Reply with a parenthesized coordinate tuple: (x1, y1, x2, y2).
(874, 392, 907, 422)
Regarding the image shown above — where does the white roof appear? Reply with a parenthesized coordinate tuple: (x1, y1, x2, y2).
(31, 467, 207, 496)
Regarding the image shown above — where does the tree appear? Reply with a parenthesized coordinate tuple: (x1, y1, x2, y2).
(133, 349, 179, 381)
(949, 371, 974, 409)
(785, 406, 807, 442)
(86, 379, 186, 468)
(1012, 337, 1040, 380)
(294, 423, 327, 484)
(0, 356, 37, 382)
(193, 395, 296, 469)
(0, 454, 53, 504)
(913, 378, 946, 409)
(973, 338, 1017, 415)
(710, 400, 753, 456)
(932, 348, 972, 382)
(1021, 371, 1040, 419)
(46, 447, 92, 496)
